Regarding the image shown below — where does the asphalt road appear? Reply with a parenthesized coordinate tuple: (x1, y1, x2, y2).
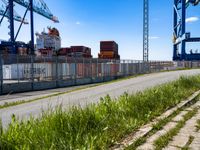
(0, 83, 99, 105)
(1, 69, 200, 128)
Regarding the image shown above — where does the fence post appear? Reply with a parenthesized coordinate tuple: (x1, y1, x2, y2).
(74, 57, 77, 85)
(123, 60, 125, 76)
(31, 54, 34, 90)
(96, 59, 98, 78)
(0, 54, 3, 95)
(127, 60, 129, 76)
(102, 61, 105, 81)
(138, 61, 140, 74)
(17, 54, 19, 84)
(83, 58, 85, 78)
(56, 56, 58, 87)
(149, 61, 151, 73)
(90, 59, 93, 82)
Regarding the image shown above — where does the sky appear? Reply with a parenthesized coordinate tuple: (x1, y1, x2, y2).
(0, 0, 200, 60)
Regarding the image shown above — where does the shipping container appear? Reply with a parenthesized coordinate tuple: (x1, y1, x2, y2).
(3, 64, 24, 80)
(100, 41, 118, 52)
(99, 41, 120, 60)
(58, 48, 71, 56)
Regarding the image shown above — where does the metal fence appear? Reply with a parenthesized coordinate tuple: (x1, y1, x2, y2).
(0, 54, 199, 95)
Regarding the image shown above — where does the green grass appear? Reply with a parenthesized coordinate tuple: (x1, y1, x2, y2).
(126, 136, 147, 150)
(0, 76, 200, 149)
(154, 108, 198, 150)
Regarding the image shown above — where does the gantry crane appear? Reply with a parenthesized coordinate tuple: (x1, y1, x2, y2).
(143, 0, 149, 62)
(0, 0, 28, 24)
(14, 0, 58, 22)
(0, 0, 58, 54)
(173, 0, 200, 61)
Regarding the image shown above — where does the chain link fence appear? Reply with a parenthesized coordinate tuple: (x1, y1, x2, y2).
(0, 54, 199, 95)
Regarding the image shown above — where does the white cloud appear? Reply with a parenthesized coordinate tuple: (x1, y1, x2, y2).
(149, 36, 160, 40)
(186, 17, 199, 23)
(76, 21, 80, 25)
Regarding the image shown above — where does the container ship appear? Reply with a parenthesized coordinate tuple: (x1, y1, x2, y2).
(36, 27, 61, 56)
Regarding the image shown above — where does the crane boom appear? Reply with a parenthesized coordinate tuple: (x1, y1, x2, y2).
(0, 0, 28, 24)
(13, 0, 59, 22)
(186, 0, 200, 5)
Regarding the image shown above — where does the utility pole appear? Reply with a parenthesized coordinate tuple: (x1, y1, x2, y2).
(143, 0, 149, 62)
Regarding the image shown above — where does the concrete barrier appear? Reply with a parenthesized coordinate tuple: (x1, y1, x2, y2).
(3, 82, 32, 94)
(33, 81, 57, 91)
(2, 77, 118, 95)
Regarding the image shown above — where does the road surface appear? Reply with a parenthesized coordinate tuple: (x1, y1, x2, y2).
(1, 69, 200, 128)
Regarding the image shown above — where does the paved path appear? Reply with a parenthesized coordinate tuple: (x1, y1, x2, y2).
(165, 104, 200, 150)
(137, 100, 200, 150)
(1, 69, 200, 128)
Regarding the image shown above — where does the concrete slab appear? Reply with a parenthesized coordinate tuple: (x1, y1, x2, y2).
(172, 111, 188, 122)
(163, 145, 181, 150)
(170, 135, 189, 148)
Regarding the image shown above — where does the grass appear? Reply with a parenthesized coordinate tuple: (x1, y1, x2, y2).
(154, 108, 198, 150)
(0, 76, 200, 149)
(126, 137, 147, 150)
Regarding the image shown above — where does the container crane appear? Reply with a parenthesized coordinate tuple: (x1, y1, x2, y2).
(143, 0, 149, 62)
(0, 0, 58, 54)
(173, 0, 200, 61)
(13, 0, 58, 23)
(0, 0, 28, 25)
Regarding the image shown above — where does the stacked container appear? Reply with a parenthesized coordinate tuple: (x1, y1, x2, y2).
(70, 46, 92, 58)
(58, 47, 71, 56)
(58, 46, 93, 58)
(98, 41, 120, 59)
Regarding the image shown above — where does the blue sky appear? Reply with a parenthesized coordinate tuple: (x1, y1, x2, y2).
(0, 0, 200, 60)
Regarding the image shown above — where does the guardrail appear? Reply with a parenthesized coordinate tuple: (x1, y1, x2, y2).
(0, 54, 199, 95)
